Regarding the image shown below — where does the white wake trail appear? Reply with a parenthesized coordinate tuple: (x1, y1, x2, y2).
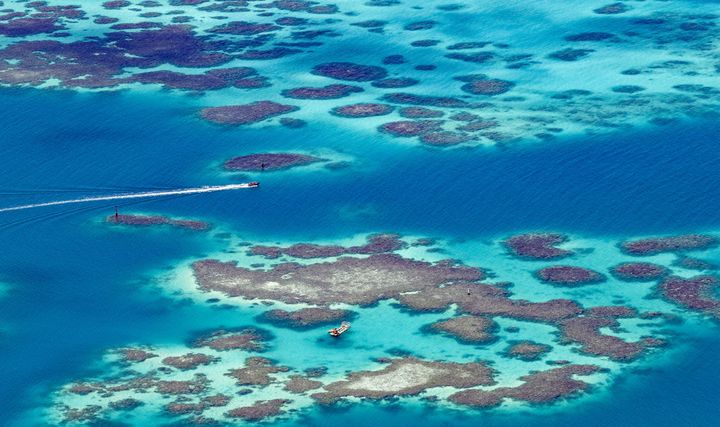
(0, 183, 258, 213)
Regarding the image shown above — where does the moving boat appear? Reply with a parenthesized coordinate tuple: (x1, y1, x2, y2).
(328, 321, 351, 337)
(248, 181, 260, 187)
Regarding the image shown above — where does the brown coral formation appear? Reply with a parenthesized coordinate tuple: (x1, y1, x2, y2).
(117, 348, 158, 363)
(535, 266, 606, 286)
(397, 283, 582, 323)
(224, 153, 324, 172)
(449, 364, 600, 407)
(162, 353, 218, 370)
(611, 262, 668, 281)
(107, 214, 210, 231)
(312, 357, 495, 402)
(558, 307, 665, 361)
(164, 394, 231, 416)
(658, 275, 720, 316)
(284, 375, 324, 393)
(504, 341, 552, 361)
(200, 101, 298, 125)
(192, 253, 484, 306)
(247, 233, 407, 259)
(258, 307, 355, 329)
(427, 315, 497, 343)
(621, 234, 717, 256)
(68, 373, 210, 398)
(504, 233, 573, 260)
(192, 328, 269, 352)
(225, 357, 289, 386)
(226, 399, 291, 421)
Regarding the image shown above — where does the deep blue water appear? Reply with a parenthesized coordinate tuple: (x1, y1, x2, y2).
(1, 87, 720, 426)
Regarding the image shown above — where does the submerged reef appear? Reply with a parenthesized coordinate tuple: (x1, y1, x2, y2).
(427, 315, 497, 344)
(311, 357, 495, 403)
(193, 253, 483, 306)
(331, 103, 395, 118)
(311, 62, 387, 82)
(449, 365, 601, 407)
(659, 275, 720, 317)
(504, 341, 552, 361)
(106, 214, 210, 231)
(224, 153, 325, 172)
(0, 0, 717, 149)
(281, 84, 363, 99)
(611, 262, 668, 281)
(248, 233, 406, 259)
(226, 399, 291, 421)
(225, 357, 289, 387)
(257, 307, 356, 329)
(620, 234, 717, 256)
(558, 308, 665, 361)
(200, 101, 298, 125)
(192, 327, 270, 352)
(535, 266, 606, 286)
(51, 228, 720, 423)
(504, 233, 573, 260)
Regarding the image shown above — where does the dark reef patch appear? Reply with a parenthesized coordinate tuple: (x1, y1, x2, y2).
(427, 315, 497, 344)
(594, 2, 630, 15)
(504, 341, 552, 361)
(224, 153, 325, 172)
(559, 308, 665, 361)
(446, 52, 494, 63)
(226, 399, 291, 421)
(456, 74, 515, 96)
(331, 103, 395, 118)
(383, 54, 406, 65)
(398, 283, 582, 323)
(107, 214, 210, 231)
(411, 39, 441, 47)
(379, 120, 445, 137)
(404, 20, 436, 31)
(659, 275, 720, 317)
(200, 101, 299, 125)
(381, 93, 473, 108)
(504, 233, 573, 260)
(281, 84, 363, 99)
(399, 107, 445, 119)
(536, 266, 606, 286)
(208, 21, 280, 35)
(612, 85, 645, 94)
(371, 77, 420, 88)
(621, 234, 717, 256)
(162, 353, 218, 371)
(611, 262, 668, 281)
(192, 328, 271, 352)
(548, 48, 594, 61)
(193, 252, 484, 306)
(447, 41, 490, 50)
(225, 357, 289, 387)
(420, 131, 475, 146)
(257, 307, 357, 329)
(311, 62, 388, 81)
(248, 233, 407, 259)
(565, 32, 615, 42)
(449, 365, 600, 407)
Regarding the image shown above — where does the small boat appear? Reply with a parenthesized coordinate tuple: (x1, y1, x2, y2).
(328, 321, 351, 337)
(248, 182, 260, 188)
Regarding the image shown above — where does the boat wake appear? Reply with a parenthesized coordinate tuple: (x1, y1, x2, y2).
(0, 183, 258, 213)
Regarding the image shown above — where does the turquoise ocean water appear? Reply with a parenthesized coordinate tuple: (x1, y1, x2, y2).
(1, 0, 720, 425)
(1, 87, 719, 426)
